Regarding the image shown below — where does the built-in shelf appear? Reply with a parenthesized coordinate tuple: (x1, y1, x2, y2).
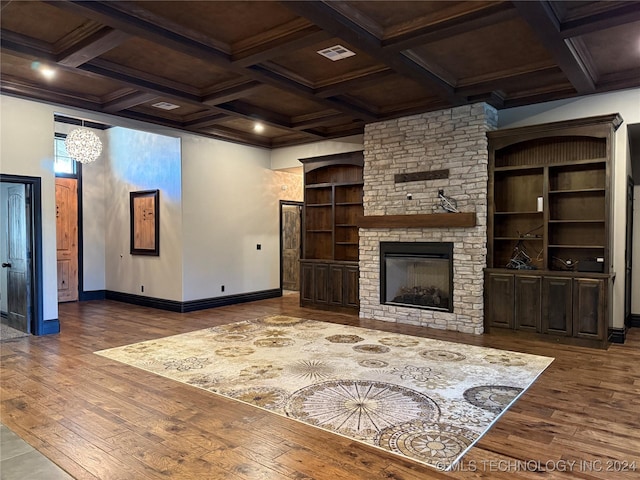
(359, 212, 476, 228)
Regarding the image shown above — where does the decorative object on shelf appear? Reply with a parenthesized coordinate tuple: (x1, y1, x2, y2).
(436, 189, 458, 213)
(64, 128, 102, 164)
(506, 240, 536, 270)
(130, 190, 160, 256)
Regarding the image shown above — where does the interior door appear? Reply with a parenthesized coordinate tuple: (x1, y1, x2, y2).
(281, 203, 302, 291)
(4, 184, 31, 332)
(625, 176, 634, 327)
(56, 177, 78, 302)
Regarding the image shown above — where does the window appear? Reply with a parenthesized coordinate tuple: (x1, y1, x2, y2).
(54, 133, 77, 175)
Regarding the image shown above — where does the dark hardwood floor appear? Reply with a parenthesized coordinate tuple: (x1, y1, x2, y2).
(1, 295, 639, 479)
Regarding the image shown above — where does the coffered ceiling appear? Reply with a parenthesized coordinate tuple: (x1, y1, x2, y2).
(2, 1, 639, 148)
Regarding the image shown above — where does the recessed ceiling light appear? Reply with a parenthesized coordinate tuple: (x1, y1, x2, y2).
(254, 122, 265, 133)
(317, 45, 356, 61)
(40, 66, 56, 80)
(30, 61, 56, 80)
(152, 101, 180, 110)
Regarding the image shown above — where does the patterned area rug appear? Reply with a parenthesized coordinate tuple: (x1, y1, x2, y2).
(96, 316, 553, 470)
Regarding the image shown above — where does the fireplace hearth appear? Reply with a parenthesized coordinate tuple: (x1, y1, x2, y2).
(380, 242, 453, 313)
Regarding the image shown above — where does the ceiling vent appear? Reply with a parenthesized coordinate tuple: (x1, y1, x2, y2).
(317, 45, 356, 61)
(152, 101, 180, 110)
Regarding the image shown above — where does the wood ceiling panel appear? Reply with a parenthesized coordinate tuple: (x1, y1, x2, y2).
(0, 1, 87, 44)
(269, 38, 387, 86)
(98, 37, 242, 89)
(241, 85, 332, 118)
(135, 0, 299, 46)
(410, 17, 554, 82)
(1, 52, 122, 97)
(579, 21, 640, 76)
(347, 74, 438, 111)
(132, 100, 209, 120)
(344, 0, 499, 38)
(216, 117, 292, 138)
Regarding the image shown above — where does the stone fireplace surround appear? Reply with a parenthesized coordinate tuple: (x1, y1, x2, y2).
(359, 103, 498, 335)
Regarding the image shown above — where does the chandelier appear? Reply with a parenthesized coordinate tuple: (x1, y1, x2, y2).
(65, 128, 103, 164)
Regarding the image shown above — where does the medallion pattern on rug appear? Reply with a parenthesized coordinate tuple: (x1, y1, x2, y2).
(95, 316, 553, 470)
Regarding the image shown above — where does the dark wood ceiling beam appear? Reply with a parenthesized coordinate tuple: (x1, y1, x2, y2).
(196, 124, 274, 148)
(513, 1, 595, 93)
(102, 91, 159, 113)
(232, 27, 332, 67)
(455, 65, 561, 96)
(56, 27, 131, 67)
(0, 30, 55, 60)
(202, 81, 264, 106)
(218, 100, 292, 128)
(282, 1, 463, 104)
(315, 69, 395, 98)
(559, 2, 640, 38)
(183, 113, 230, 129)
(382, 2, 519, 52)
(292, 112, 348, 130)
(1, 76, 103, 108)
(48, 0, 378, 122)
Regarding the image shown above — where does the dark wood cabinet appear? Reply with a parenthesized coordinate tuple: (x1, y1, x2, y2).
(485, 115, 620, 348)
(542, 276, 573, 335)
(299, 151, 363, 312)
(488, 270, 608, 347)
(486, 273, 514, 329)
(515, 275, 541, 331)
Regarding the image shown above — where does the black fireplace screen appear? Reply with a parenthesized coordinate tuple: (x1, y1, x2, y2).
(380, 242, 453, 312)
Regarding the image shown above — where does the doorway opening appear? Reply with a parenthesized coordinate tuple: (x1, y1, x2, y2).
(0, 174, 46, 335)
(280, 201, 303, 294)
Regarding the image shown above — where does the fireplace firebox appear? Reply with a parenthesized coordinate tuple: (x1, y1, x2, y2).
(380, 242, 453, 312)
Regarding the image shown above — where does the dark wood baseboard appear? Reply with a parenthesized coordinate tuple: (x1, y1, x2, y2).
(608, 327, 626, 344)
(106, 289, 281, 313)
(631, 314, 640, 328)
(0, 310, 7, 319)
(41, 319, 60, 335)
(80, 290, 106, 301)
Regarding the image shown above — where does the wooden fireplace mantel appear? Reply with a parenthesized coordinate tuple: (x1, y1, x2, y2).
(358, 212, 476, 228)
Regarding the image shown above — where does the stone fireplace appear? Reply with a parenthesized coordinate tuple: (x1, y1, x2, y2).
(380, 242, 453, 312)
(359, 103, 497, 334)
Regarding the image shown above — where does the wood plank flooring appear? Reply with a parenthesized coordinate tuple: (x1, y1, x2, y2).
(1, 296, 639, 479)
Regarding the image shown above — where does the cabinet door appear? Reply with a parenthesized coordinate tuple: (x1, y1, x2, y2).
(515, 275, 541, 331)
(343, 265, 359, 308)
(486, 273, 514, 329)
(573, 278, 604, 339)
(329, 265, 344, 306)
(300, 262, 314, 304)
(542, 277, 573, 335)
(313, 263, 330, 305)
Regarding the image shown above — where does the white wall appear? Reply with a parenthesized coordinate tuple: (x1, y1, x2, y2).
(0, 96, 59, 322)
(105, 127, 183, 301)
(270, 134, 363, 170)
(54, 120, 108, 292)
(499, 88, 640, 327)
(182, 135, 276, 300)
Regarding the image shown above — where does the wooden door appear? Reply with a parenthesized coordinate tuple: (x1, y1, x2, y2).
(573, 278, 604, 339)
(485, 273, 514, 329)
(56, 178, 78, 302)
(5, 184, 31, 332)
(542, 276, 573, 335)
(514, 275, 541, 331)
(281, 203, 301, 291)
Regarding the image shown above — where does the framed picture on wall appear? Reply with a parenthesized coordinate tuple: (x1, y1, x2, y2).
(130, 189, 159, 256)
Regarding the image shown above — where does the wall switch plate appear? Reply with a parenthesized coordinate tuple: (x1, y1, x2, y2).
(256, 244, 261, 250)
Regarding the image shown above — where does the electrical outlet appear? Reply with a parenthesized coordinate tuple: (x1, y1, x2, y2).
(256, 244, 261, 250)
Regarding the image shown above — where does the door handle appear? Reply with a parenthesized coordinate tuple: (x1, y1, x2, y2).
(1, 263, 11, 268)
